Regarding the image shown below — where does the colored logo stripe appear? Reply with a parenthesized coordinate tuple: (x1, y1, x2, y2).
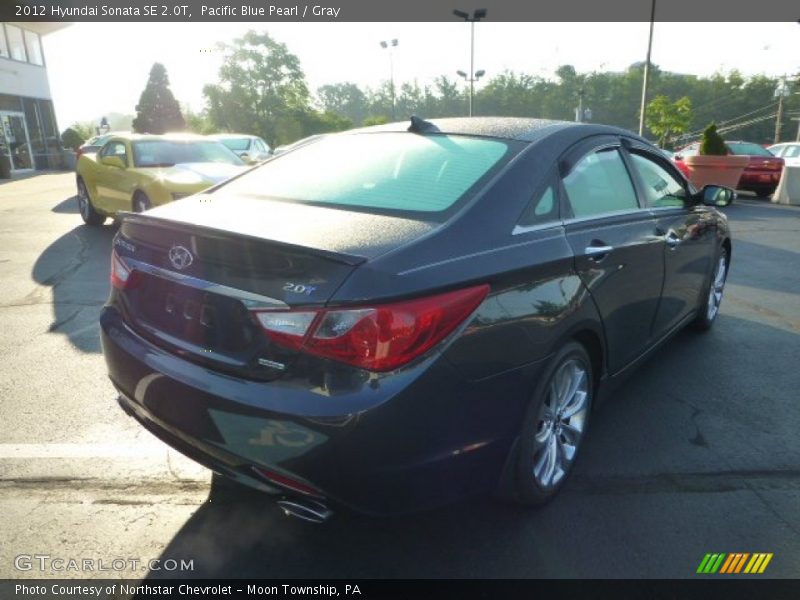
(697, 553, 726, 573)
(744, 553, 774, 574)
(698, 553, 773, 574)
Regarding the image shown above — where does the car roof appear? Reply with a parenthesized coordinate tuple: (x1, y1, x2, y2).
(110, 133, 209, 142)
(208, 133, 258, 139)
(348, 116, 644, 144)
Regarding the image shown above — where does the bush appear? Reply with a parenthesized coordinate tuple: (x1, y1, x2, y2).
(699, 123, 728, 156)
(61, 128, 85, 151)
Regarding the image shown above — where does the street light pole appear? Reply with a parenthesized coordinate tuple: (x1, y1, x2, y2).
(454, 8, 487, 117)
(638, 0, 656, 136)
(379, 39, 399, 121)
(457, 69, 486, 115)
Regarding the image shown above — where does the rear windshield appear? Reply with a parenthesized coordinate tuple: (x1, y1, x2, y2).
(132, 140, 245, 167)
(219, 132, 514, 219)
(726, 142, 773, 157)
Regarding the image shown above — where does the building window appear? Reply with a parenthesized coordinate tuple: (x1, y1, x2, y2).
(5, 25, 27, 62)
(0, 24, 9, 58)
(24, 30, 43, 66)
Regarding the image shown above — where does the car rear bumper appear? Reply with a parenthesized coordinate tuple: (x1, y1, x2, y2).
(100, 306, 533, 515)
(739, 170, 781, 190)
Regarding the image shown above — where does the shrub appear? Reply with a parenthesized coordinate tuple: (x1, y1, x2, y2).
(699, 123, 728, 156)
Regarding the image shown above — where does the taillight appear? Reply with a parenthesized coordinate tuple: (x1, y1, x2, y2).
(252, 284, 489, 372)
(110, 251, 139, 290)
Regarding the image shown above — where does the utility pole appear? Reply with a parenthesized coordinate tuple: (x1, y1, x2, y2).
(774, 76, 791, 143)
(638, 0, 656, 136)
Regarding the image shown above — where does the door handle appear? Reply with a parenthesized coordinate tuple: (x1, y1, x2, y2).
(665, 231, 682, 247)
(584, 245, 614, 259)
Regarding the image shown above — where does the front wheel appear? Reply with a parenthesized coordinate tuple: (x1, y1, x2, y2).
(514, 341, 593, 505)
(76, 178, 105, 226)
(693, 247, 728, 331)
(132, 192, 152, 213)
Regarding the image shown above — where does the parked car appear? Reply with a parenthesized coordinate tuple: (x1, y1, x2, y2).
(272, 134, 326, 155)
(674, 140, 784, 196)
(102, 118, 733, 520)
(767, 142, 800, 167)
(209, 134, 272, 163)
(76, 132, 119, 161)
(76, 133, 247, 225)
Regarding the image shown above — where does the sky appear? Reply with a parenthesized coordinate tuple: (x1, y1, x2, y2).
(41, 21, 800, 130)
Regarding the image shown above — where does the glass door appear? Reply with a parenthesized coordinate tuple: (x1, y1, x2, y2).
(0, 112, 34, 172)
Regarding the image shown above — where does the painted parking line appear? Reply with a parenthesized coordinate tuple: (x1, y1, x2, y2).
(0, 443, 167, 459)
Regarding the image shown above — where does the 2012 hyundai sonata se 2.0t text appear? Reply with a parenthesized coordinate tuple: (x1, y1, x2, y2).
(100, 117, 733, 521)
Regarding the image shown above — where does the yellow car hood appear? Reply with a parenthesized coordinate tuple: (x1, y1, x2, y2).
(157, 162, 248, 186)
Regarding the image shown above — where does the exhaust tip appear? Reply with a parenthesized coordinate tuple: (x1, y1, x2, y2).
(276, 498, 333, 523)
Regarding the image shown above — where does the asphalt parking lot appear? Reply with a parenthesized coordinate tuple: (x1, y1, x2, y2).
(1, 172, 798, 579)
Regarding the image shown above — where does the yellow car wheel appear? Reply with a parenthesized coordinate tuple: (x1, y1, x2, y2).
(77, 177, 106, 226)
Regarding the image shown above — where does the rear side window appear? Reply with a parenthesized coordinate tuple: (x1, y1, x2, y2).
(562, 148, 638, 218)
(518, 182, 559, 228)
(783, 146, 799, 158)
(221, 133, 512, 218)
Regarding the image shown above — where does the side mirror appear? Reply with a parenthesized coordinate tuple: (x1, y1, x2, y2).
(699, 184, 735, 207)
(673, 154, 683, 161)
(100, 155, 126, 169)
(238, 152, 258, 165)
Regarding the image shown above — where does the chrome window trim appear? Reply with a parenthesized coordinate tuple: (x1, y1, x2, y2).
(561, 207, 648, 227)
(512, 221, 563, 236)
(124, 258, 289, 310)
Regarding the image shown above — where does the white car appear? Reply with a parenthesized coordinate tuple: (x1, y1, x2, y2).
(767, 142, 800, 167)
(208, 134, 272, 164)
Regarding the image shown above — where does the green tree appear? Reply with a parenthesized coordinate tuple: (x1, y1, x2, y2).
(61, 127, 85, 151)
(183, 104, 215, 134)
(317, 82, 368, 125)
(203, 30, 310, 146)
(69, 121, 96, 141)
(132, 63, 185, 134)
(645, 95, 692, 148)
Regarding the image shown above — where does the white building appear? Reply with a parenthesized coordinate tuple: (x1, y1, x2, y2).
(1, 22, 69, 174)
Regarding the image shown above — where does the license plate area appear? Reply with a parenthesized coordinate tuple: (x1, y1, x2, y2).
(130, 272, 259, 355)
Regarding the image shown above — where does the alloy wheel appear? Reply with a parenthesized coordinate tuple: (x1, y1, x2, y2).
(532, 358, 590, 489)
(706, 254, 727, 321)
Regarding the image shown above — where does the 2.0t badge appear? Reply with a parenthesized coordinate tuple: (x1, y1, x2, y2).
(168, 245, 193, 270)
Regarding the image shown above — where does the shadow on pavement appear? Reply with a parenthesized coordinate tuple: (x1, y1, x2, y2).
(52, 195, 79, 214)
(726, 238, 799, 296)
(142, 313, 799, 579)
(30, 222, 117, 353)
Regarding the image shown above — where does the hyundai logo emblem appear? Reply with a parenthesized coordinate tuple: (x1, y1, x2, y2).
(168, 245, 194, 270)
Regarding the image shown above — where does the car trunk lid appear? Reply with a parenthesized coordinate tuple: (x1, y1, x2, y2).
(113, 200, 438, 379)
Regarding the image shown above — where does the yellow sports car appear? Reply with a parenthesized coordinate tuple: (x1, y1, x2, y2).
(75, 133, 248, 225)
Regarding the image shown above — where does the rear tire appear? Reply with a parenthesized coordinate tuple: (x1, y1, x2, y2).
(693, 246, 729, 331)
(514, 341, 593, 506)
(76, 177, 105, 226)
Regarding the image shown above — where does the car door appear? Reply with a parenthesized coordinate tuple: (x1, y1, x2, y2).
(95, 140, 134, 213)
(625, 146, 716, 336)
(560, 140, 664, 374)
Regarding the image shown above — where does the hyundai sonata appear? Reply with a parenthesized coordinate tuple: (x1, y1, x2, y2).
(101, 117, 733, 521)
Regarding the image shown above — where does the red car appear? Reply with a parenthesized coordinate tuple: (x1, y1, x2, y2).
(673, 141, 784, 196)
